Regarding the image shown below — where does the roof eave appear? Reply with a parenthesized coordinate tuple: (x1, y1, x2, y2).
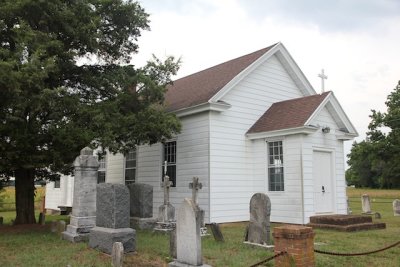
(246, 126, 318, 140)
(305, 92, 359, 136)
(336, 131, 358, 140)
(209, 42, 316, 103)
(172, 101, 231, 118)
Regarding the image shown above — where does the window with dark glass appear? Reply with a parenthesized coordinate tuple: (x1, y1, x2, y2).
(98, 155, 106, 183)
(125, 149, 137, 185)
(54, 177, 60, 188)
(268, 141, 284, 191)
(162, 141, 176, 187)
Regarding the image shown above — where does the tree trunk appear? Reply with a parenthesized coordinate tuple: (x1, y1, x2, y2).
(14, 168, 36, 224)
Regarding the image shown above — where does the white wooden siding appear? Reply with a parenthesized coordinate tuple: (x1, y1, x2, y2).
(105, 153, 124, 184)
(302, 107, 346, 223)
(45, 175, 74, 211)
(136, 112, 210, 222)
(209, 54, 304, 223)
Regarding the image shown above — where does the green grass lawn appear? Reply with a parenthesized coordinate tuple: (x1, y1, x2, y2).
(0, 186, 45, 212)
(0, 188, 400, 266)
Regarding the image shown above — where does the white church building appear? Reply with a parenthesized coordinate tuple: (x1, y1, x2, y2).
(46, 42, 357, 224)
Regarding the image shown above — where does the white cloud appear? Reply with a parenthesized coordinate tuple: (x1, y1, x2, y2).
(135, 0, 400, 160)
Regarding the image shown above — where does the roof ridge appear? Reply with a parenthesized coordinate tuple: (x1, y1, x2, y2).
(246, 91, 331, 134)
(271, 91, 330, 105)
(165, 43, 279, 112)
(173, 43, 278, 83)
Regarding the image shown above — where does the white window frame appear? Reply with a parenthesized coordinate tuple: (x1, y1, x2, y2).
(162, 141, 177, 187)
(124, 149, 137, 185)
(267, 140, 285, 192)
(97, 154, 107, 184)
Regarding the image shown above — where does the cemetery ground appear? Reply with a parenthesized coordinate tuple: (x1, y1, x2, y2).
(0, 188, 399, 266)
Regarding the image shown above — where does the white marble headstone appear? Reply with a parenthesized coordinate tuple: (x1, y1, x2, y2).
(393, 199, 400, 216)
(361, 194, 371, 213)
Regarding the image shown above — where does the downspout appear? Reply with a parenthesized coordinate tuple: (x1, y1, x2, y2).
(300, 138, 305, 224)
(208, 110, 212, 223)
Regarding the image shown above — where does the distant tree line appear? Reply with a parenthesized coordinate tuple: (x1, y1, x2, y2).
(346, 81, 400, 188)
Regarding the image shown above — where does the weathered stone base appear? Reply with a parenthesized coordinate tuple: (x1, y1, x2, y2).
(154, 221, 176, 233)
(89, 227, 136, 255)
(243, 241, 274, 250)
(130, 217, 157, 230)
(62, 222, 95, 242)
(168, 261, 212, 267)
(158, 204, 175, 222)
(69, 215, 96, 228)
(307, 214, 386, 232)
(62, 227, 90, 242)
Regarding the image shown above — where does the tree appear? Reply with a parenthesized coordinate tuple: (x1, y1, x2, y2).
(0, 1, 181, 224)
(347, 81, 400, 188)
(346, 141, 380, 188)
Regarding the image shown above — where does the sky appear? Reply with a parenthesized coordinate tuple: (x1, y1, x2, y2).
(133, 0, 400, 160)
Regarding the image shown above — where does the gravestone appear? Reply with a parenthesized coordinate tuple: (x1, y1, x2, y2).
(189, 177, 207, 236)
(170, 228, 177, 259)
(38, 212, 45, 225)
(361, 194, 372, 214)
(245, 193, 272, 246)
(128, 183, 156, 230)
(62, 147, 99, 242)
(393, 199, 400, 216)
(155, 176, 175, 231)
(112, 242, 124, 267)
(50, 221, 57, 232)
(168, 198, 211, 267)
(89, 183, 135, 255)
(347, 196, 352, 215)
(0, 216, 3, 225)
(57, 220, 67, 236)
(210, 223, 224, 242)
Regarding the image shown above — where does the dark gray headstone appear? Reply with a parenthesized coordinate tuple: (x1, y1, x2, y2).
(246, 193, 271, 245)
(210, 223, 224, 242)
(38, 212, 45, 225)
(96, 183, 130, 229)
(89, 227, 135, 255)
(127, 183, 153, 218)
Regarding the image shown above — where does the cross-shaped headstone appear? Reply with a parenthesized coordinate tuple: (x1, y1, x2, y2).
(318, 69, 328, 93)
(162, 175, 172, 205)
(189, 177, 202, 205)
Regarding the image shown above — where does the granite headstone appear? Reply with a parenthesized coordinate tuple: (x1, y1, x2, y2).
(89, 183, 135, 255)
(245, 193, 271, 246)
(62, 147, 99, 242)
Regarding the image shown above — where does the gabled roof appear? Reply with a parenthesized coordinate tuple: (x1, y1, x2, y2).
(247, 92, 330, 134)
(246, 91, 358, 139)
(165, 44, 277, 112)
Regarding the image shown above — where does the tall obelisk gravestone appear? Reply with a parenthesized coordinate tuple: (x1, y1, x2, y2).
(62, 147, 99, 242)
